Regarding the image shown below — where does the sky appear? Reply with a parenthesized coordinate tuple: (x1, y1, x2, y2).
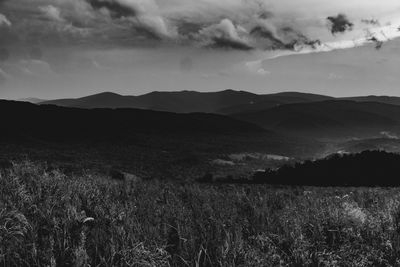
(1, 0, 400, 99)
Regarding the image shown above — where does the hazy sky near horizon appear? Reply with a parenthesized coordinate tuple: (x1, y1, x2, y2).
(1, 0, 400, 99)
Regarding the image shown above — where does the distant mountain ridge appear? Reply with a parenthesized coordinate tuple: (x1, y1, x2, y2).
(37, 90, 400, 114)
(39, 90, 255, 113)
(38, 90, 334, 114)
(18, 90, 400, 141)
(217, 92, 334, 114)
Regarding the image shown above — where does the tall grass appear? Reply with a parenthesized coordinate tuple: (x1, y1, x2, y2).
(2, 161, 400, 266)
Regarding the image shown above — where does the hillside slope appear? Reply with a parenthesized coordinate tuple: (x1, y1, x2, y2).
(233, 100, 400, 139)
(0, 100, 266, 142)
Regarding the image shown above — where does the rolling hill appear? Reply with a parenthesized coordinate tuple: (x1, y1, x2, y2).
(342, 96, 400, 106)
(217, 92, 333, 114)
(0, 100, 268, 142)
(0, 100, 325, 178)
(233, 100, 400, 139)
(338, 137, 400, 154)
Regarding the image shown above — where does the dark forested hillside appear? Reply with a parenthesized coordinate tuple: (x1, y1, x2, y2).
(251, 151, 400, 186)
(0, 100, 321, 180)
(233, 100, 400, 139)
(0, 100, 265, 142)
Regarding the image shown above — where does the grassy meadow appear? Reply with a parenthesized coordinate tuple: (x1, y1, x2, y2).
(1, 161, 400, 266)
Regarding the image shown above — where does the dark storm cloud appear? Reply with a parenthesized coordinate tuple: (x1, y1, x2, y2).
(86, 0, 137, 19)
(327, 14, 354, 34)
(1, 0, 393, 54)
(86, 0, 173, 40)
(250, 26, 286, 49)
(279, 27, 321, 49)
(0, 0, 329, 52)
(250, 26, 321, 50)
(195, 19, 254, 51)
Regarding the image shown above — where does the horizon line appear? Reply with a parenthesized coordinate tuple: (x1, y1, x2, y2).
(10, 89, 400, 102)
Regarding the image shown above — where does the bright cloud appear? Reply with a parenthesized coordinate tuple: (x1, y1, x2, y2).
(39, 5, 65, 22)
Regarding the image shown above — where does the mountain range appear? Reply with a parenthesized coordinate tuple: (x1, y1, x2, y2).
(12, 90, 400, 141)
(37, 90, 400, 115)
(38, 90, 334, 113)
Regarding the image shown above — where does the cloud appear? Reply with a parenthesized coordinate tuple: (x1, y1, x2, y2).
(53, 0, 95, 28)
(196, 19, 253, 50)
(244, 20, 400, 70)
(368, 36, 384, 50)
(0, 0, 323, 50)
(256, 68, 270, 76)
(250, 25, 286, 50)
(39, 5, 65, 22)
(245, 60, 270, 76)
(361, 19, 380, 26)
(129, 14, 173, 39)
(0, 13, 11, 27)
(327, 14, 354, 34)
(1, 0, 400, 54)
(87, 0, 174, 39)
(87, 0, 136, 18)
